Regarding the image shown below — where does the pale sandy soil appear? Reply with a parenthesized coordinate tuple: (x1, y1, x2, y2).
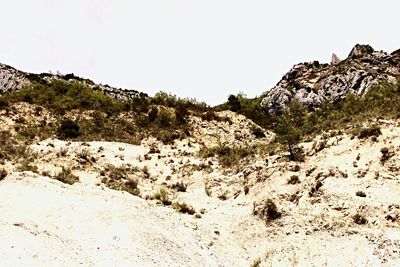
(0, 105, 400, 266)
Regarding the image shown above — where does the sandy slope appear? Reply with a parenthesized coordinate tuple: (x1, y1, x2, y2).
(0, 172, 227, 267)
(1, 105, 400, 266)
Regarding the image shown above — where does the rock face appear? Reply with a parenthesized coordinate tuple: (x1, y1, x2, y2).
(261, 44, 400, 114)
(0, 63, 148, 100)
(331, 53, 341, 65)
(0, 64, 30, 94)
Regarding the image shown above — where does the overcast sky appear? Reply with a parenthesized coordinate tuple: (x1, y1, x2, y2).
(0, 0, 398, 105)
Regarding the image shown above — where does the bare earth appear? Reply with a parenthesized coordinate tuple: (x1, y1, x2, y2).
(0, 104, 400, 266)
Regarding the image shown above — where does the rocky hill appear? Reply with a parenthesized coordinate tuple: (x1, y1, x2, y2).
(0, 63, 147, 101)
(261, 44, 400, 114)
(0, 49, 400, 266)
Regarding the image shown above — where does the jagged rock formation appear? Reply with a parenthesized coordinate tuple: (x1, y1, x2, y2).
(261, 44, 400, 114)
(331, 53, 341, 65)
(0, 64, 30, 93)
(0, 63, 147, 100)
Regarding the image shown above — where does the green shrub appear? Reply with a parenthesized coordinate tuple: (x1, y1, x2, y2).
(380, 147, 394, 163)
(253, 199, 282, 221)
(57, 119, 80, 138)
(352, 213, 368, 225)
(0, 168, 7, 180)
(10, 80, 122, 115)
(228, 94, 241, 112)
(358, 125, 381, 139)
(172, 202, 196, 215)
(275, 115, 303, 161)
(199, 144, 256, 167)
(171, 181, 187, 192)
(17, 158, 39, 173)
(54, 167, 79, 185)
(287, 175, 300, 184)
(154, 188, 171, 205)
(155, 109, 173, 128)
(251, 126, 265, 138)
(148, 107, 158, 123)
(355, 191, 366, 197)
(0, 131, 28, 162)
(201, 110, 220, 121)
(0, 96, 9, 109)
(108, 180, 140, 196)
(250, 258, 261, 267)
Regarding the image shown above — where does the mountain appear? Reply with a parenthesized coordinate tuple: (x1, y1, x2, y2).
(0, 63, 148, 100)
(261, 44, 400, 114)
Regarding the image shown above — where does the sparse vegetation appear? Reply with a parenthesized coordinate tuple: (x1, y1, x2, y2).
(199, 144, 258, 167)
(54, 167, 79, 185)
(287, 175, 300, 185)
(251, 126, 265, 138)
(172, 202, 196, 215)
(380, 147, 394, 163)
(0, 131, 28, 163)
(154, 188, 171, 205)
(352, 213, 368, 225)
(358, 125, 381, 139)
(58, 119, 80, 138)
(253, 199, 282, 222)
(110, 180, 140, 196)
(17, 158, 39, 173)
(0, 169, 7, 181)
(215, 80, 400, 148)
(356, 191, 367, 197)
(250, 258, 261, 267)
(171, 181, 187, 192)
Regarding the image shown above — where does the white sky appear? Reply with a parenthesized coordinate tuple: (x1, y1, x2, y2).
(0, 0, 398, 105)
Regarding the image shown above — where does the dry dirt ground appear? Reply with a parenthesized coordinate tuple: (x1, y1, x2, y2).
(0, 104, 400, 266)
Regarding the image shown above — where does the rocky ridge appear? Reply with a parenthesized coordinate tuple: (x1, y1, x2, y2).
(0, 63, 147, 101)
(261, 44, 400, 114)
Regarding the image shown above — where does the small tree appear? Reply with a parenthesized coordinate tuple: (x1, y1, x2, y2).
(228, 94, 241, 112)
(57, 119, 80, 138)
(275, 112, 303, 161)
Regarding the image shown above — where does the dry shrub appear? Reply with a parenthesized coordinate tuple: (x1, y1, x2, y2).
(54, 167, 79, 185)
(287, 175, 300, 185)
(253, 199, 282, 221)
(0, 169, 7, 181)
(352, 213, 368, 225)
(172, 202, 195, 215)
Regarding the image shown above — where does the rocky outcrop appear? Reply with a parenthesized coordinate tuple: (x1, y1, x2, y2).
(331, 53, 341, 65)
(0, 64, 30, 93)
(0, 64, 147, 100)
(261, 44, 400, 114)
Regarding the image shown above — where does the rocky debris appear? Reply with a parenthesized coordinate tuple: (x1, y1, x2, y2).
(261, 44, 400, 114)
(0, 63, 147, 101)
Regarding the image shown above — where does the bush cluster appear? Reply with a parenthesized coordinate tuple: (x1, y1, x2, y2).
(199, 144, 256, 167)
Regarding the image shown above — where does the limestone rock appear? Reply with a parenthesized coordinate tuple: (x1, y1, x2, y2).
(331, 53, 341, 65)
(348, 44, 374, 58)
(0, 64, 30, 93)
(261, 44, 400, 114)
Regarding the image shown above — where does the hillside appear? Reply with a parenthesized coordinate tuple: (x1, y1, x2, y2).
(0, 49, 400, 266)
(261, 44, 400, 114)
(0, 63, 147, 100)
